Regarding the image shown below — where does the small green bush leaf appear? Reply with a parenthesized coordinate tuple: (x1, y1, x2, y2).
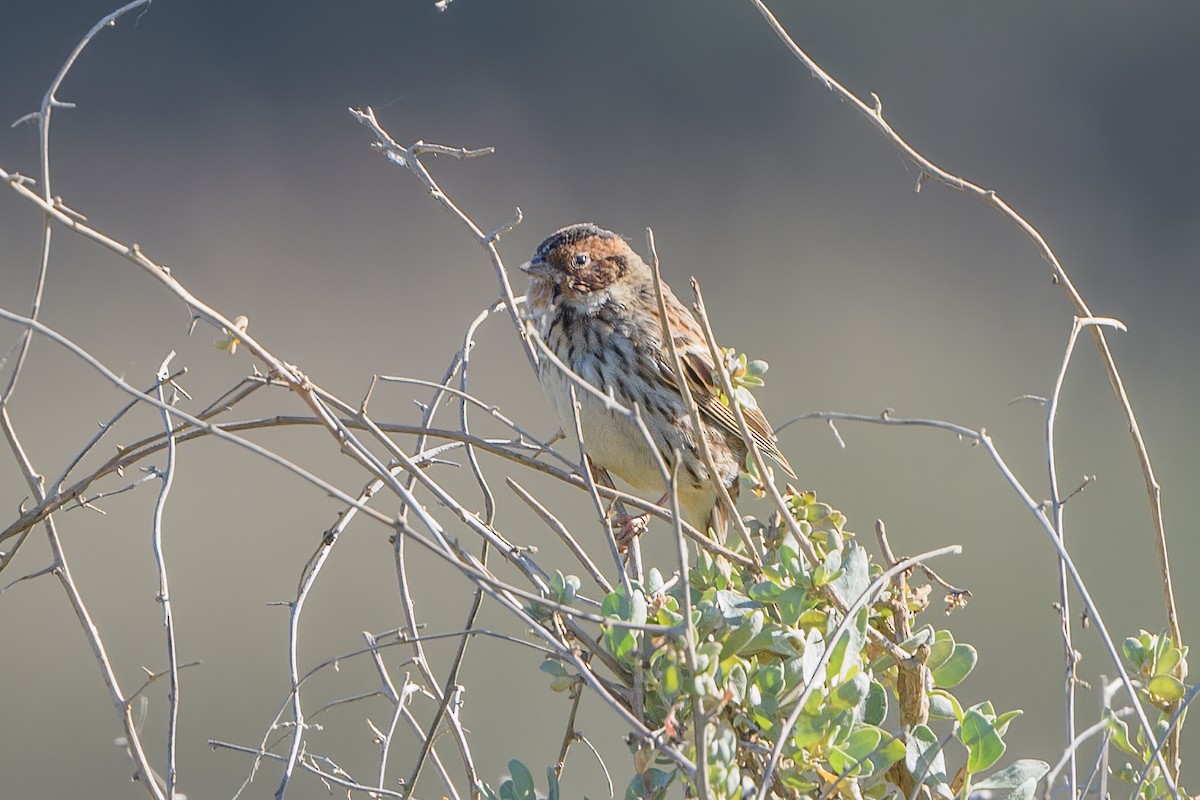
(725, 661, 748, 704)
(1122, 636, 1146, 669)
(1108, 714, 1137, 756)
(932, 644, 977, 688)
(973, 759, 1048, 800)
(623, 768, 673, 800)
(506, 760, 536, 800)
(830, 725, 882, 777)
(831, 670, 871, 710)
(994, 709, 1023, 736)
(845, 724, 882, 757)
(927, 630, 956, 672)
(744, 622, 800, 658)
(791, 709, 829, 749)
(830, 544, 870, 603)
(906, 724, 948, 786)
(864, 680, 888, 725)
(601, 587, 647, 661)
(776, 585, 809, 626)
(870, 734, 907, 774)
(928, 689, 963, 722)
(721, 610, 763, 658)
(961, 708, 1006, 773)
(1148, 674, 1186, 702)
(1154, 644, 1182, 677)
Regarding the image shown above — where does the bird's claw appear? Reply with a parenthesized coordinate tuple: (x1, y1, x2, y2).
(612, 512, 649, 550)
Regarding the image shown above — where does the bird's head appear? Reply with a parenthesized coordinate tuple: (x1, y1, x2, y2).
(522, 223, 648, 306)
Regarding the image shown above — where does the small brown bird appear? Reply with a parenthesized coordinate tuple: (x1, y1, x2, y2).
(522, 223, 794, 535)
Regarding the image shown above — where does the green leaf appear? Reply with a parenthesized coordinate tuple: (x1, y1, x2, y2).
(1108, 715, 1138, 756)
(972, 700, 997, 719)
(506, 760, 536, 800)
(744, 623, 801, 658)
(845, 725, 883, 758)
(778, 768, 819, 793)
(624, 768, 674, 800)
(549, 571, 580, 605)
(539, 659, 577, 692)
(928, 689, 963, 722)
(748, 579, 785, 602)
(655, 605, 683, 627)
(776, 585, 809, 626)
(830, 543, 870, 603)
(927, 630, 956, 672)
(864, 680, 888, 725)
(1154, 644, 1182, 677)
(662, 663, 682, 698)
(869, 734, 907, 774)
(961, 709, 1006, 773)
(791, 709, 829, 750)
(752, 663, 785, 698)
(546, 768, 560, 800)
(900, 626, 937, 652)
(831, 669, 871, 710)
(540, 659, 569, 678)
(711, 589, 763, 624)
(932, 644, 978, 688)
(601, 587, 647, 661)
(644, 568, 666, 595)
(994, 709, 1023, 736)
(721, 610, 763, 658)
(708, 721, 739, 764)
(972, 760, 1048, 800)
(829, 726, 881, 777)
(906, 724, 947, 785)
(778, 543, 806, 581)
(734, 385, 759, 410)
(800, 628, 825, 686)
(725, 661, 749, 704)
(826, 608, 868, 683)
(604, 624, 637, 660)
(870, 626, 935, 673)
(1148, 674, 1186, 702)
(1123, 636, 1146, 669)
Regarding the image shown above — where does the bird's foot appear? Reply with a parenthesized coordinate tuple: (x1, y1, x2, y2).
(612, 511, 649, 551)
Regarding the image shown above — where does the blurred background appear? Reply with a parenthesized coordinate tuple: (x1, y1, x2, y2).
(1, 1, 1198, 797)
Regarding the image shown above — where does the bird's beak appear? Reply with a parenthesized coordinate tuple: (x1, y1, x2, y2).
(520, 256, 551, 277)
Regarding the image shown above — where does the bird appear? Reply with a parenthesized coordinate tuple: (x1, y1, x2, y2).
(522, 222, 794, 537)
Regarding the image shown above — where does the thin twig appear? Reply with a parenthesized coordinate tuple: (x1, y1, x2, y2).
(275, 521, 340, 798)
(150, 352, 182, 799)
(210, 741, 405, 799)
(667, 452, 709, 800)
(1046, 316, 1126, 794)
(349, 106, 533, 371)
(3, 0, 152, 406)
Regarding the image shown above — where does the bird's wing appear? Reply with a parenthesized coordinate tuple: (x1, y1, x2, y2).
(654, 290, 796, 479)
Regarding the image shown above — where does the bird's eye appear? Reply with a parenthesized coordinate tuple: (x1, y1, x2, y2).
(573, 253, 590, 267)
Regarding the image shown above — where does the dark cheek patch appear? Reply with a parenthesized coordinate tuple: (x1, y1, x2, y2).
(572, 259, 621, 292)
